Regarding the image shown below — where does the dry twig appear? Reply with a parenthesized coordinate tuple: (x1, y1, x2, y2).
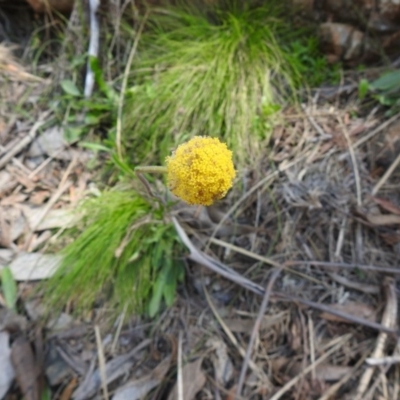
(95, 325, 109, 400)
(270, 334, 352, 400)
(84, 0, 100, 98)
(173, 218, 397, 335)
(355, 278, 398, 399)
(0, 111, 52, 169)
(177, 331, 184, 400)
(236, 268, 282, 398)
(116, 11, 148, 158)
(372, 151, 400, 196)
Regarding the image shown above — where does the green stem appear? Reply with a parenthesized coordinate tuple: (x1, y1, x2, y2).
(134, 166, 167, 174)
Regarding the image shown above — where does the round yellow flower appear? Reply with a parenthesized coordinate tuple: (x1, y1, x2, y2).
(166, 136, 236, 206)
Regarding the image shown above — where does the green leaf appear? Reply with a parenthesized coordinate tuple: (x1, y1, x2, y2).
(111, 154, 135, 177)
(64, 126, 85, 143)
(148, 274, 165, 317)
(370, 71, 400, 92)
(89, 56, 118, 102)
(79, 142, 112, 152)
(358, 79, 369, 100)
(61, 80, 81, 97)
(1, 267, 18, 311)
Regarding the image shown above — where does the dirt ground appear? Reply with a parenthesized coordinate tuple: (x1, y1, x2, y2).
(2, 3, 400, 400)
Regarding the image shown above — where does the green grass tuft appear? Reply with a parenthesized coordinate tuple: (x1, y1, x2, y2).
(123, 1, 302, 165)
(43, 189, 183, 315)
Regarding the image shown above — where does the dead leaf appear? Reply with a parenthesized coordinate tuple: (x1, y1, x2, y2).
(315, 364, 352, 382)
(1, 193, 27, 206)
(28, 231, 52, 253)
(0, 331, 15, 398)
(73, 340, 151, 400)
(329, 273, 379, 294)
(280, 360, 351, 382)
(0, 214, 12, 247)
(224, 318, 255, 334)
(0, 249, 14, 267)
(7, 166, 36, 191)
(207, 338, 233, 386)
(372, 197, 400, 216)
(29, 190, 50, 205)
(21, 205, 76, 231)
(113, 356, 171, 400)
(0, 206, 27, 243)
(167, 358, 206, 400)
(0, 308, 28, 332)
(321, 302, 377, 324)
(380, 231, 400, 246)
(11, 336, 40, 400)
(366, 213, 400, 226)
(60, 377, 78, 400)
(0, 170, 16, 197)
(225, 312, 287, 334)
(9, 253, 61, 281)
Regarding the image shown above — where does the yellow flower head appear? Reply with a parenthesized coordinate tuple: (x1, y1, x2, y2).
(166, 136, 236, 206)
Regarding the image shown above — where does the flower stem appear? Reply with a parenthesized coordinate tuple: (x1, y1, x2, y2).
(134, 166, 167, 174)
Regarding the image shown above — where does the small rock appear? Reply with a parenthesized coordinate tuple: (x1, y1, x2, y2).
(28, 126, 70, 160)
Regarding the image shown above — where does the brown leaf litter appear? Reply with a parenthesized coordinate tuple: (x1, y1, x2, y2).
(3, 12, 400, 400)
(2, 100, 400, 399)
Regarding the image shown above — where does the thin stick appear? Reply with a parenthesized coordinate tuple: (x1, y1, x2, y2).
(301, 104, 331, 139)
(116, 11, 149, 158)
(177, 331, 184, 400)
(236, 268, 282, 398)
(286, 260, 400, 275)
(203, 286, 266, 379)
(372, 151, 400, 196)
(206, 155, 306, 251)
(355, 278, 398, 399)
(339, 117, 362, 206)
(317, 352, 368, 400)
(24, 157, 76, 250)
(94, 325, 109, 400)
(209, 237, 325, 286)
(0, 111, 51, 169)
(111, 304, 127, 354)
(84, 0, 100, 98)
(134, 166, 167, 174)
(173, 218, 397, 335)
(28, 148, 65, 179)
(308, 314, 316, 381)
(134, 168, 166, 204)
(270, 335, 352, 400)
(366, 356, 400, 366)
(354, 113, 400, 149)
(31, 157, 76, 232)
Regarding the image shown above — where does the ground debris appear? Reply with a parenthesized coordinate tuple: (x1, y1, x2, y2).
(11, 336, 41, 400)
(113, 356, 171, 400)
(73, 339, 151, 400)
(0, 331, 14, 399)
(167, 358, 206, 400)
